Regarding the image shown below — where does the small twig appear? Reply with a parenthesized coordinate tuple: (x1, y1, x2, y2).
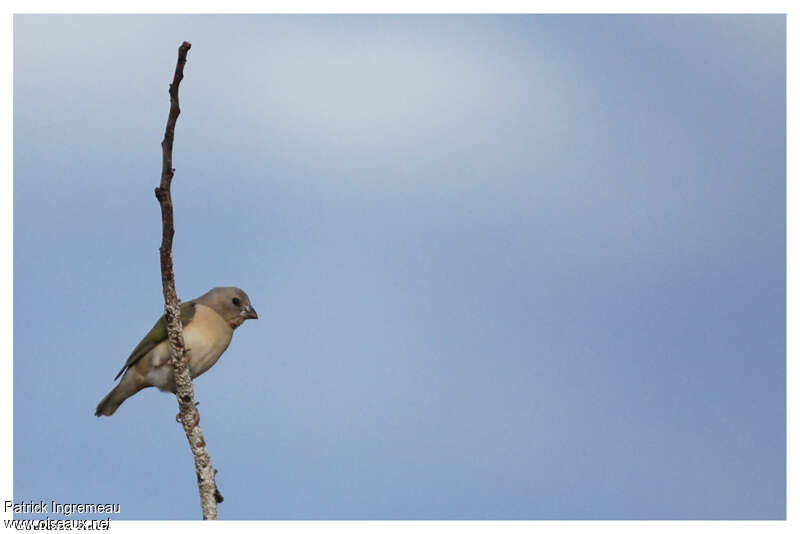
(154, 40, 221, 520)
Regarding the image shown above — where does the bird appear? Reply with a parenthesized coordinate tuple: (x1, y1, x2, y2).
(95, 287, 257, 416)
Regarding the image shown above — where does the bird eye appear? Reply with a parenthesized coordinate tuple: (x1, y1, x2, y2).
(232, 297, 241, 306)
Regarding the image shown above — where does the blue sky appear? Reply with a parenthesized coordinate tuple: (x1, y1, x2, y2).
(13, 14, 785, 519)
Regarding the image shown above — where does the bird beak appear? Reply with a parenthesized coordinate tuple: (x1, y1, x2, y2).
(243, 305, 258, 320)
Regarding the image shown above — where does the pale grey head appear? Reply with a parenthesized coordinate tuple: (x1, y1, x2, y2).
(196, 286, 258, 329)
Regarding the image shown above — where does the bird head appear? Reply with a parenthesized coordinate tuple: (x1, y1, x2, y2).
(200, 286, 258, 329)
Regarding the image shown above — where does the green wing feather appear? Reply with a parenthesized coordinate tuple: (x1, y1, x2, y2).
(113, 301, 198, 380)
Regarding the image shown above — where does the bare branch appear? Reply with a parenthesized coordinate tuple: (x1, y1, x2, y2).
(154, 40, 221, 520)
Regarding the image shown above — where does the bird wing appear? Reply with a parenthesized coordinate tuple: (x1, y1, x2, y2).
(113, 301, 198, 380)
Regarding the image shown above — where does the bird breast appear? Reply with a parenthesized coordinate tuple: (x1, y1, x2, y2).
(144, 303, 234, 392)
(183, 304, 234, 378)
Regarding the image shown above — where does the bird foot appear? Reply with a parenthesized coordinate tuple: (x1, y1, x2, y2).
(175, 401, 201, 427)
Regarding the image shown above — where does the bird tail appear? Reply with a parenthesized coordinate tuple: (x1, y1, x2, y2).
(95, 384, 126, 416)
(95, 377, 144, 417)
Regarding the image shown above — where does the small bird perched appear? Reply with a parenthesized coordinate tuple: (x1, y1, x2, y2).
(95, 287, 257, 417)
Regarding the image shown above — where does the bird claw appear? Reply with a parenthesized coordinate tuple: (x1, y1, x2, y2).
(188, 410, 200, 429)
(175, 401, 201, 427)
